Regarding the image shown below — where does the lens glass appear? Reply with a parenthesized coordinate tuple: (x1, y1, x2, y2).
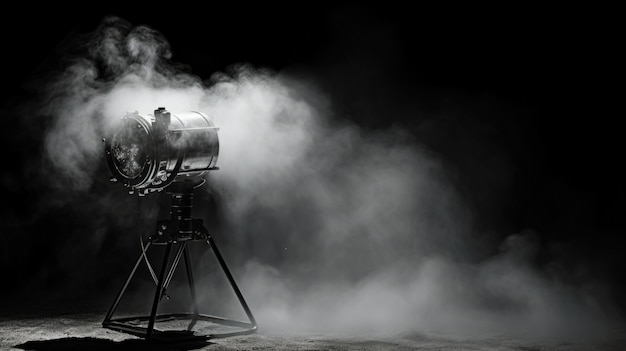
(111, 123, 148, 178)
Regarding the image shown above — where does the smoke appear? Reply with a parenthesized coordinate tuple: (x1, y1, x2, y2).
(36, 16, 622, 341)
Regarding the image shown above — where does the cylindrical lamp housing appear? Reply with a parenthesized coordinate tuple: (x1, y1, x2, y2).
(104, 107, 219, 195)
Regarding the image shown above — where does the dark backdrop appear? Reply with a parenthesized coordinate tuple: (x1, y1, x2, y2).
(0, 5, 623, 316)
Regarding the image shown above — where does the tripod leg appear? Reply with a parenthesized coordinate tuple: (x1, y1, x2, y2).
(207, 236, 257, 328)
(161, 242, 186, 299)
(104, 241, 152, 324)
(183, 244, 200, 331)
(147, 241, 173, 339)
(183, 243, 199, 315)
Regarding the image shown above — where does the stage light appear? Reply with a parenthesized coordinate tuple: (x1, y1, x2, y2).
(102, 107, 257, 342)
(104, 107, 219, 195)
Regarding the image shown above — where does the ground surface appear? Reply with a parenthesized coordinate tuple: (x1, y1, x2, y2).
(1, 312, 625, 351)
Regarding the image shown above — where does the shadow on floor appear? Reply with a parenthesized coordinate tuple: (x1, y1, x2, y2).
(15, 337, 213, 350)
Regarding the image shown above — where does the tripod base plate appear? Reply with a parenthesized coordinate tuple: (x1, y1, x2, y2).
(104, 313, 257, 341)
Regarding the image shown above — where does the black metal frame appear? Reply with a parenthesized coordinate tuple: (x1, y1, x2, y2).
(103, 182, 257, 341)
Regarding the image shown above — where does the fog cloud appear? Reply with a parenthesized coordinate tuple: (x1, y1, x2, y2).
(38, 16, 622, 342)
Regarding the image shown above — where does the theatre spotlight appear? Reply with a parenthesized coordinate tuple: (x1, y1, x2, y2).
(104, 107, 219, 195)
(102, 108, 257, 342)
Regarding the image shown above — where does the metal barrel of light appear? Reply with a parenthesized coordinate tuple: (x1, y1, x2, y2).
(104, 108, 220, 195)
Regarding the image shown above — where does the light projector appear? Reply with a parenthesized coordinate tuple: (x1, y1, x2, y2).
(104, 107, 219, 195)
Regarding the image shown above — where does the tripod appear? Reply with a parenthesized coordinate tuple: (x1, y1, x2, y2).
(102, 180, 257, 341)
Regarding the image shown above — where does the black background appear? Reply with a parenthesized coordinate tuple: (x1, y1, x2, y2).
(1, 5, 623, 316)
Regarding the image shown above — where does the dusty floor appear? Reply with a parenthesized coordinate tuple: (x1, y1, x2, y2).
(1, 312, 625, 351)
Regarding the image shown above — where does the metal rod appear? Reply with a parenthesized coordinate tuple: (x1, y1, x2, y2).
(140, 237, 158, 285)
(147, 241, 173, 339)
(104, 242, 152, 323)
(183, 243, 199, 316)
(207, 236, 257, 328)
(162, 242, 186, 294)
(168, 126, 219, 132)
